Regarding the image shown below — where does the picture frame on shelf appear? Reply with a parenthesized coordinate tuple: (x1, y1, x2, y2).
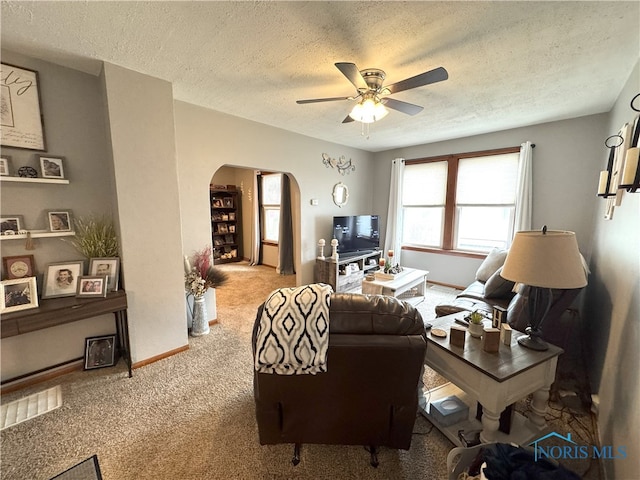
(2, 254, 35, 279)
(76, 275, 108, 298)
(84, 334, 117, 370)
(47, 210, 72, 232)
(228, 212, 236, 221)
(212, 198, 223, 208)
(223, 197, 234, 208)
(42, 260, 83, 299)
(1, 277, 38, 314)
(225, 234, 234, 244)
(0, 63, 46, 151)
(228, 225, 235, 233)
(88, 257, 120, 292)
(0, 156, 11, 176)
(39, 156, 65, 179)
(217, 223, 228, 234)
(211, 212, 222, 222)
(0, 215, 24, 234)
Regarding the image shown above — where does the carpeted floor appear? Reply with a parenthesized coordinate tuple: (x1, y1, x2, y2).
(0, 263, 601, 479)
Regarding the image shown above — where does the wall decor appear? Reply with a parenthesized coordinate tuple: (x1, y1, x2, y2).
(0, 63, 46, 151)
(17, 166, 37, 178)
(1, 276, 39, 314)
(2, 254, 35, 279)
(39, 156, 65, 179)
(88, 257, 120, 291)
(322, 153, 355, 175)
(84, 334, 117, 370)
(42, 260, 83, 299)
(332, 182, 349, 208)
(47, 210, 72, 232)
(0, 156, 11, 176)
(0, 215, 24, 234)
(76, 275, 108, 298)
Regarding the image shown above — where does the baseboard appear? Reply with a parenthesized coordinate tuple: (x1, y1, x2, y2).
(428, 279, 465, 291)
(132, 344, 190, 370)
(1, 359, 84, 395)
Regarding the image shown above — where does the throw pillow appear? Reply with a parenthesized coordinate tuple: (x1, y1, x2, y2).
(484, 266, 516, 298)
(475, 248, 508, 283)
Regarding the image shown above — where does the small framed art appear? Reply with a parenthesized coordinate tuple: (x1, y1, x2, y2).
(0, 156, 11, 176)
(0, 215, 24, 234)
(3, 254, 35, 279)
(39, 156, 65, 179)
(84, 334, 117, 370)
(88, 257, 120, 292)
(76, 276, 108, 298)
(42, 261, 83, 299)
(1, 277, 38, 314)
(223, 197, 234, 208)
(48, 211, 72, 232)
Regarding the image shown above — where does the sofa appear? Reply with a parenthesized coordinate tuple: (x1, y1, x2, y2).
(252, 289, 427, 466)
(435, 248, 581, 348)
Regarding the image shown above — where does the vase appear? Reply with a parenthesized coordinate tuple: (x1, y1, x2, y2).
(190, 296, 210, 336)
(468, 322, 484, 338)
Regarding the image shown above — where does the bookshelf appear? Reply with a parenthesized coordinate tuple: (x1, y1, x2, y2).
(210, 186, 241, 264)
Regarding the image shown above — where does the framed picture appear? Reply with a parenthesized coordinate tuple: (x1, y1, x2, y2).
(211, 212, 222, 222)
(225, 234, 234, 244)
(217, 223, 228, 234)
(228, 212, 236, 221)
(0, 215, 24, 234)
(228, 224, 235, 233)
(3, 254, 35, 279)
(0, 156, 11, 176)
(47, 210, 72, 232)
(76, 275, 108, 298)
(212, 198, 223, 208)
(39, 156, 65, 179)
(0, 63, 46, 151)
(42, 261, 83, 299)
(84, 334, 117, 370)
(213, 236, 223, 246)
(88, 257, 120, 292)
(223, 197, 234, 208)
(1, 277, 38, 314)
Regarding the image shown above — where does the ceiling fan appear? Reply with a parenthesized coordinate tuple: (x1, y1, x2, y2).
(296, 62, 448, 124)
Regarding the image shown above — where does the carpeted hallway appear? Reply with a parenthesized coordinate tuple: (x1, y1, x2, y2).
(0, 262, 600, 479)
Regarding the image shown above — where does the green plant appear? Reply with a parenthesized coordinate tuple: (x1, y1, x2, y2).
(68, 215, 119, 258)
(468, 311, 484, 324)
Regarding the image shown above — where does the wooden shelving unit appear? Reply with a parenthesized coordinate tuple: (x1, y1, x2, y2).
(314, 250, 381, 293)
(210, 187, 241, 264)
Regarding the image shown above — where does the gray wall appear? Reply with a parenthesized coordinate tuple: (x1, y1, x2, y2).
(373, 114, 606, 287)
(585, 60, 639, 480)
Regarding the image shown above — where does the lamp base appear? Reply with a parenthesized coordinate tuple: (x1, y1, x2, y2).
(517, 334, 549, 351)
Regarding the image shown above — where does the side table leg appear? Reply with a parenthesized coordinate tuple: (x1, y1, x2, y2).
(479, 407, 501, 443)
(528, 386, 550, 428)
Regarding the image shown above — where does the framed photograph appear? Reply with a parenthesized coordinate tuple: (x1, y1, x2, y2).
(3, 254, 35, 279)
(42, 261, 83, 299)
(1, 277, 38, 314)
(84, 334, 117, 370)
(223, 197, 234, 208)
(213, 236, 223, 246)
(228, 212, 236, 221)
(225, 234, 234, 244)
(76, 275, 108, 298)
(212, 198, 223, 208)
(0, 63, 46, 151)
(217, 223, 228, 234)
(47, 210, 72, 232)
(228, 224, 235, 233)
(211, 212, 222, 222)
(0, 156, 11, 176)
(88, 257, 120, 292)
(39, 156, 65, 179)
(0, 215, 24, 234)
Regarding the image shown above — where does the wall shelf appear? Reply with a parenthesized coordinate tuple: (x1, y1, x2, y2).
(0, 230, 75, 241)
(1, 176, 69, 185)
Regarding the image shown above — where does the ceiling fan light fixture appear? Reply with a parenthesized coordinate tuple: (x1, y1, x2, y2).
(349, 96, 388, 124)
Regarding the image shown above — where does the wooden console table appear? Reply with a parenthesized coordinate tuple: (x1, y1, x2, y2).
(1, 291, 132, 378)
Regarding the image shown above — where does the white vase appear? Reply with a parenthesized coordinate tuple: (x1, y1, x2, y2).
(190, 296, 210, 336)
(468, 322, 484, 338)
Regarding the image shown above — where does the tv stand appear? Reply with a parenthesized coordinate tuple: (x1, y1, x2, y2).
(314, 250, 381, 293)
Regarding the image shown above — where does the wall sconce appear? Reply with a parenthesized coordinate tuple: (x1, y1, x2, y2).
(597, 135, 623, 197)
(618, 93, 640, 193)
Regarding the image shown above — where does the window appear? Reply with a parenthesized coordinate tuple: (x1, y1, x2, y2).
(402, 147, 520, 253)
(261, 173, 282, 243)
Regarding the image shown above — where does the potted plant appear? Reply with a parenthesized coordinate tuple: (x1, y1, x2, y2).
(467, 310, 485, 338)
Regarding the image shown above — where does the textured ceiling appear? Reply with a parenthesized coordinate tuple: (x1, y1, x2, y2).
(1, 1, 639, 152)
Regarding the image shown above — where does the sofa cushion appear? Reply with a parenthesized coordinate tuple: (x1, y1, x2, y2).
(475, 248, 508, 282)
(484, 266, 516, 298)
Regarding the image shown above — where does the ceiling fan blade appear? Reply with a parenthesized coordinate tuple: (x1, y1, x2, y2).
(296, 96, 351, 104)
(382, 98, 424, 116)
(335, 62, 368, 91)
(384, 67, 448, 95)
(342, 115, 355, 124)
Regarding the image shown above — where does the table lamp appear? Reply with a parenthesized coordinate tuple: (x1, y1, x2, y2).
(501, 226, 587, 351)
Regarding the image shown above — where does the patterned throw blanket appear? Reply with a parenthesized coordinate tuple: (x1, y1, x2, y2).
(254, 283, 332, 375)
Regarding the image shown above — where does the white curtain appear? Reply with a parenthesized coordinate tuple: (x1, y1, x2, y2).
(513, 141, 533, 240)
(248, 171, 261, 266)
(383, 158, 405, 265)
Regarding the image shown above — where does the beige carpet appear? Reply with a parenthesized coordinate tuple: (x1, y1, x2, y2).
(0, 263, 600, 479)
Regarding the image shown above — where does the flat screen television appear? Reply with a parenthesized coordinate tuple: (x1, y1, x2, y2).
(332, 215, 380, 255)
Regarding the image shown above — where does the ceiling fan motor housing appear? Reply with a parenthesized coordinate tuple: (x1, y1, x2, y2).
(360, 68, 386, 92)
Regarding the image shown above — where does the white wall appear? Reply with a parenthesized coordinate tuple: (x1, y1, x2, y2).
(373, 114, 607, 286)
(585, 60, 639, 480)
(174, 101, 376, 286)
(101, 63, 188, 363)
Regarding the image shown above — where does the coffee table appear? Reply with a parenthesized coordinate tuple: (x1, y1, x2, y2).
(419, 313, 563, 446)
(361, 267, 429, 306)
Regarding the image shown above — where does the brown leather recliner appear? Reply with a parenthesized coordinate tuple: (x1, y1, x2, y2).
(252, 293, 427, 466)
